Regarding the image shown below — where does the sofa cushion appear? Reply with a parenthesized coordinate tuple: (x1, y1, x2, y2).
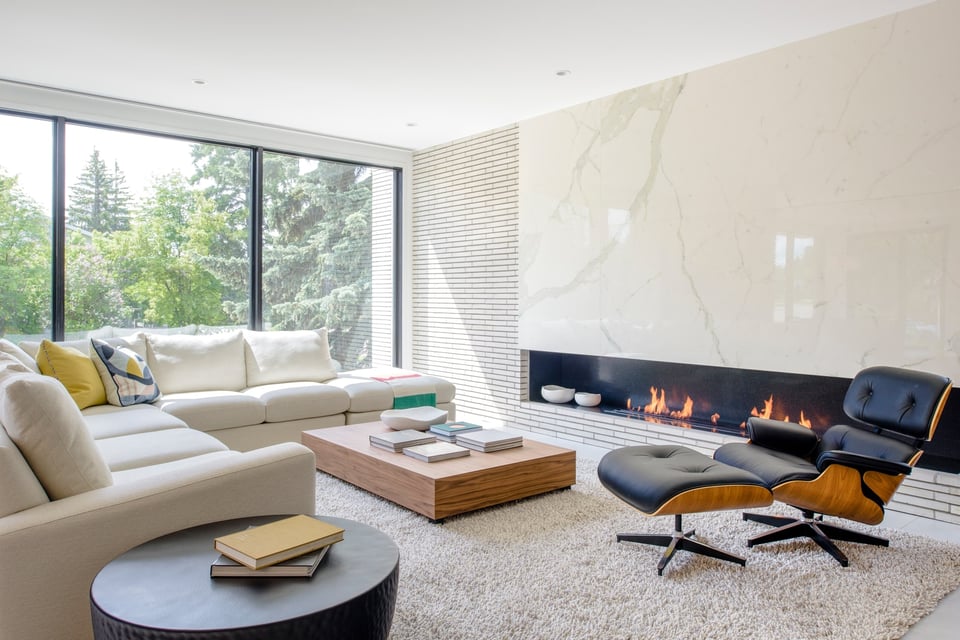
(326, 375, 396, 413)
(346, 367, 457, 405)
(110, 450, 239, 484)
(243, 329, 337, 386)
(90, 338, 162, 406)
(82, 404, 188, 440)
(95, 427, 229, 472)
(0, 369, 113, 499)
(0, 352, 33, 376)
(0, 338, 41, 373)
(35, 339, 107, 409)
(146, 331, 246, 393)
(154, 391, 266, 431)
(0, 426, 50, 517)
(244, 381, 350, 422)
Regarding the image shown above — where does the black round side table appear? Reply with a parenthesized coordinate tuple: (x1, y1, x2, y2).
(89, 515, 399, 640)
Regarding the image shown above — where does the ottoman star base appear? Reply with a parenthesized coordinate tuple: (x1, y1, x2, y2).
(598, 445, 773, 575)
(617, 513, 752, 575)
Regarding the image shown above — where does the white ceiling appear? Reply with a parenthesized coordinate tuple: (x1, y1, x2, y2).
(0, 0, 932, 151)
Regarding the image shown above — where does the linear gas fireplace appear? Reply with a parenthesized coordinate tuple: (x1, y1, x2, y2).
(528, 351, 960, 472)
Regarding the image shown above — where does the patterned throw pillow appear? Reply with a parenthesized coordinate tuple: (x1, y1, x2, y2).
(90, 338, 162, 406)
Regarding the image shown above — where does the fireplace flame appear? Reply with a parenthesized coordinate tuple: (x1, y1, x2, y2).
(637, 387, 694, 420)
(644, 387, 667, 414)
(624, 386, 815, 432)
(750, 395, 775, 420)
(745, 395, 814, 429)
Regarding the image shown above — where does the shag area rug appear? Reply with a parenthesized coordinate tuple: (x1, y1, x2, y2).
(315, 458, 960, 640)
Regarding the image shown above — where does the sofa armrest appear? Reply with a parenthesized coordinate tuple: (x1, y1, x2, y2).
(816, 450, 913, 477)
(0, 442, 317, 640)
(746, 417, 820, 458)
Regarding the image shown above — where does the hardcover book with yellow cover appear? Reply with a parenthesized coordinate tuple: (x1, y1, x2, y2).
(214, 515, 344, 569)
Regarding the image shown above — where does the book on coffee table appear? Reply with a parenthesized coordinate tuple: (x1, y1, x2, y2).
(369, 429, 436, 452)
(429, 421, 483, 442)
(402, 441, 471, 462)
(213, 515, 344, 570)
(455, 429, 523, 452)
(211, 544, 330, 578)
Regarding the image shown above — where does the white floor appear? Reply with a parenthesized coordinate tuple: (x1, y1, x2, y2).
(525, 431, 960, 639)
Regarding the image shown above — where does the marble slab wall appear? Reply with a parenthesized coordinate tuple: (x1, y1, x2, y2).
(519, 0, 960, 381)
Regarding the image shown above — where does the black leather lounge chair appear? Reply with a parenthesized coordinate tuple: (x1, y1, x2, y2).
(714, 366, 952, 566)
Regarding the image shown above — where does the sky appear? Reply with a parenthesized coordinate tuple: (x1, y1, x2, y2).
(0, 113, 196, 212)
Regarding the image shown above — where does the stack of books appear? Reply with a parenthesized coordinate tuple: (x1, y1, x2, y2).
(455, 429, 524, 452)
(403, 441, 471, 462)
(369, 429, 436, 452)
(211, 514, 344, 578)
(429, 421, 483, 442)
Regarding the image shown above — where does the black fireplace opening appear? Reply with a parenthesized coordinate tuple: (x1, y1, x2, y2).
(528, 350, 960, 473)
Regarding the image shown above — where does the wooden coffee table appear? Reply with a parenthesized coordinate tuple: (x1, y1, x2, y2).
(302, 422, 576, 520)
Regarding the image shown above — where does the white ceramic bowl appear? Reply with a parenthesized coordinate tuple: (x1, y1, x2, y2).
(574, 392, 601, 407)
(541, 385, 575, 403)
(380, 406, 449, 430)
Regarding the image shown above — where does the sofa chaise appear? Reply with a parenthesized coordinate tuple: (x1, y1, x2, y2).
(0, 347, 318, 640)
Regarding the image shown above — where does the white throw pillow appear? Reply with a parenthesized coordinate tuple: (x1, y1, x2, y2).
(0, 427, 50, 517)
(243, 329, 337, 387)
(0, 339, 40, 373)
(0, 370, 113, 499)
(146, 331, 246, 394)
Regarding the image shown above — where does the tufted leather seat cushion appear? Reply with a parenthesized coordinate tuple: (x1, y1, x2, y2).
(713, 441, 819, 487)
(817, 424, 917, 464)
(598, 445, 768, 515)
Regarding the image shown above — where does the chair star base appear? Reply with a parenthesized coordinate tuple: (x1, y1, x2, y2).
(742, 510, 889, 567)
(617, 514, 747, 576)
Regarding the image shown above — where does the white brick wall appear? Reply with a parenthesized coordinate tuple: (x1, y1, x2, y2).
(370, 168, 394, 367)
(409, 125, 960, 523)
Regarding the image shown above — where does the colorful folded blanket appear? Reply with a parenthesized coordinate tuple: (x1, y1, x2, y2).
(366, 370, 437, 409)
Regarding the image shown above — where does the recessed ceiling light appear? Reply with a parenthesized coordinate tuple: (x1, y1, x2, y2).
(192, 78, 207, 86)
(555, 69, 571, 77)
(406, 122, 418, 127)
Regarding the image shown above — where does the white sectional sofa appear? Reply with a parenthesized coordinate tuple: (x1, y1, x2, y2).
(17, 328, 456, 451)
(0, 328, 455, 640)
(0, 349, 318, 640)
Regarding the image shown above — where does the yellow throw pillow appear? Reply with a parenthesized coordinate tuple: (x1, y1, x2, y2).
(35, 339, 107, 409)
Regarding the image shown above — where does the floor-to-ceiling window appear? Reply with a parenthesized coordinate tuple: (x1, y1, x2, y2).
(0, 110, 398, 367)
(63, 124, 252, 337)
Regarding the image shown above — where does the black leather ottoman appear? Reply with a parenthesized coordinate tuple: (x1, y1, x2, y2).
(598, 445, 773, 574)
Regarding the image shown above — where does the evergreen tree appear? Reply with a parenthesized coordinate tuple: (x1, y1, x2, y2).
(106, 159, 132, 230)
(67, 148, 131, 232)
(187, 143, 250, 321)
(160, 145, 375, 367)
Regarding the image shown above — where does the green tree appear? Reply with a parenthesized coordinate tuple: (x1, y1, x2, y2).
(67, 148, 131, 233)
(0, 170, 50, 337)
(183, 146, 376, 368)
(64, 233, 130, 331)
(119, 173, 230, 327)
